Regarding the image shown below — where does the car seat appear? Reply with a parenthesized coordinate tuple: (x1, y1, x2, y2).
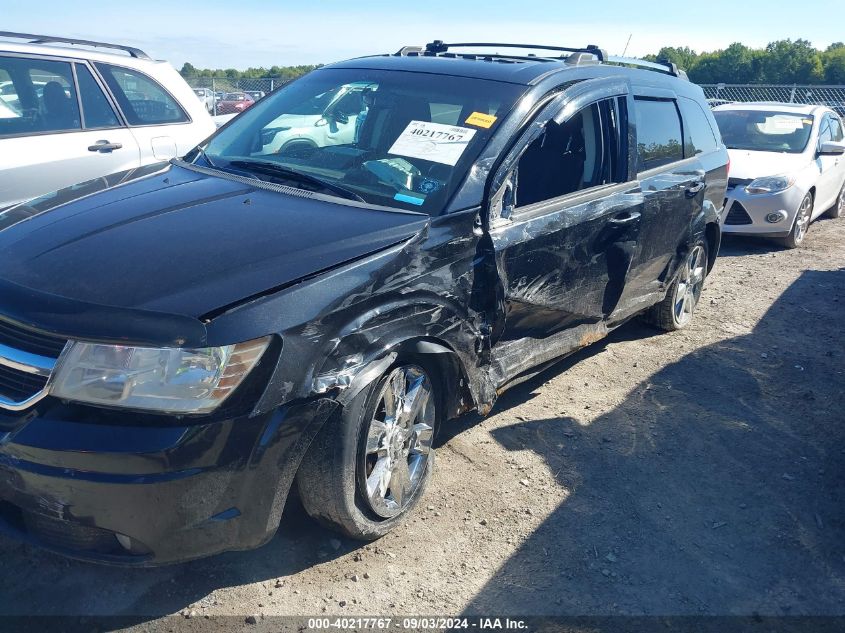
(358, 94, 431, 153)
(517, 114, 586, 206)
(42, 81, 77, 130)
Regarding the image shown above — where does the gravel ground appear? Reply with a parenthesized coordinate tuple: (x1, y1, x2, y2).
(0, 215, 843, 624)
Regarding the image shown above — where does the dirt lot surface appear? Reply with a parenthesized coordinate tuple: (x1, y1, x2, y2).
(1, 215, 843, 624)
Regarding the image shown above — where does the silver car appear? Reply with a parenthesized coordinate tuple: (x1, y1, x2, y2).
(714, 102, 845, 247)
(193, 87, 215, 113)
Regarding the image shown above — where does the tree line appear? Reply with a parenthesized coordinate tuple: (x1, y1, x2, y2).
(645, 40, 845, 84)
(180, 39, 845, 85)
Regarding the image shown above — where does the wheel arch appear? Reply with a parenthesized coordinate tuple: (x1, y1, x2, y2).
(704, 221, 721, 274)
(334, 335, 476, 422)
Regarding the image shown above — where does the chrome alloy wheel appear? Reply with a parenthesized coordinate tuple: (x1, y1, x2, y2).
(837, 185, 845, 217)
(673, 245, 706, 327)
(361, 365, 435, 518)
(793, 194, 813, 244)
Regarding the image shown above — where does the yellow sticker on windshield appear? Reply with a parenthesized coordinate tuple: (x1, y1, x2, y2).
(465, 112, 497, 129)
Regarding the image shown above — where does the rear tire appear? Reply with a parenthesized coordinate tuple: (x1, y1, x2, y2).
(647, 240, 708, 332)
(297, 363, 437, 540)
(779, 192, 813, 248)
(826, 181, 845, 219)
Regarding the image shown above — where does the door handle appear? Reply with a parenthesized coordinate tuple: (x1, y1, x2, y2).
(88, 140, 123, 153)
(608, 211, 641, 226)
(685, 181, 705, 197)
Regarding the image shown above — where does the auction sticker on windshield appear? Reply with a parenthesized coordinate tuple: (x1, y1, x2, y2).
(388, 121, 476, 166)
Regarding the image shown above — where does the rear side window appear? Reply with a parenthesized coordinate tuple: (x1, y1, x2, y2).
(75, 64, 120, 129)
(0, 56, 81, 136)
(678, 98, 718, 156)
(634, 98, 683, 171)
(95, 63, 188, 126)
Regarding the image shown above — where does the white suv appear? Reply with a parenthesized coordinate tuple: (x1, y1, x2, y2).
(0, 32, 216, 209)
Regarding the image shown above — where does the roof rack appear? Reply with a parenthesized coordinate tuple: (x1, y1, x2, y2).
(419, 40, 608, 62)
(0, 31, 151, 60)
(606, 55, 687, 79)
(395, 41, 689, 81)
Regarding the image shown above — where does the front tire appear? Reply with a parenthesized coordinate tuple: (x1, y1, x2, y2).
(647, 241, 708, 332)
(780, 192, 813, 248)
(297, 363, 437, 540)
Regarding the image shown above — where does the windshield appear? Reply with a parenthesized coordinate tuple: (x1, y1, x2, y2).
(199, 68, 524, 214)
(714, 110, 814, 154)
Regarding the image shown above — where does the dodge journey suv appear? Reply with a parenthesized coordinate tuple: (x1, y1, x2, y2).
(0, 41, 727, 564)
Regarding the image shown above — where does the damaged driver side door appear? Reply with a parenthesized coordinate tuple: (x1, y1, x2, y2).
(484, 77, 645, 384)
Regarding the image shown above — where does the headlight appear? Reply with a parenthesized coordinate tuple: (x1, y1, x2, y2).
(50, 337, 271, 414)
(746, 175, 795, 195)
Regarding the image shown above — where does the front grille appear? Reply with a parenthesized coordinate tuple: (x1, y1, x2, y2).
(725, 201, 754, 225)
(0, 318, 67, 358)
(0, 364, 48, 402)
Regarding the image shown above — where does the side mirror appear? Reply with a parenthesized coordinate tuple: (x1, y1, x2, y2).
(819, 141, 845, 156)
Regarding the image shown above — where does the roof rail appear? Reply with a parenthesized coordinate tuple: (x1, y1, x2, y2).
(0, 31, 151, 60)
(395, 45, 423, 56)
(606, 55, 688, 80)
(422, 40, 607, 62)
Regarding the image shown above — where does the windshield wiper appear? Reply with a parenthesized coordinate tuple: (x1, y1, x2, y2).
(227, 159, 365, 202)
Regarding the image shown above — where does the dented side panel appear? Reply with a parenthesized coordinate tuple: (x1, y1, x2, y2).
(487, 184, 647, 385)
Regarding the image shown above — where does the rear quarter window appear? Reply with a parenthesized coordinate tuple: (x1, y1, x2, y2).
(678, 97, 719, 156)
(95, 63, 188, 126)
(634, 98, 683, 171)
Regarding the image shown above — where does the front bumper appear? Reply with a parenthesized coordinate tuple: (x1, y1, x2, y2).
(720, 184, 805, 237)
(0, 397, 337, 565)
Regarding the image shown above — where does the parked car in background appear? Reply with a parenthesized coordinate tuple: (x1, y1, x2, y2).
(714, 102, 845, 247)
(216, 91, 254, 115)
(0, 32, 215, 209)
(259, 81, 370, 154)
(193, 87, 215, 112)
(244, 90, 266, 102)
(0, 40, 726, 564)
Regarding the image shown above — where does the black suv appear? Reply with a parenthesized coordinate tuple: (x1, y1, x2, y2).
(0, 42, 727, 564)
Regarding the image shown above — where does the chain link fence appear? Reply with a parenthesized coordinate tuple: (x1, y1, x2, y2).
(183, 76, 845, 116)
(700, 84, 845, 109)
(183, 77, 290, 115)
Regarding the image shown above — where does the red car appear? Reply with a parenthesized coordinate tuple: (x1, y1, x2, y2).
(216, 92, 254, 115)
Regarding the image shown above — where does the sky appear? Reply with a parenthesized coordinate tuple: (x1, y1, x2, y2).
(2, 0, 842, 70)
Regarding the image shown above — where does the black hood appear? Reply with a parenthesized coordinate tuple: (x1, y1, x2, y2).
(0, 163, 429, 319)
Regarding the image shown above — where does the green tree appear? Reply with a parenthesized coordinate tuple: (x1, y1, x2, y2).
(761, 39, 824, 83)
(652, 46, 699, 72)
(823, 46, 845, 83)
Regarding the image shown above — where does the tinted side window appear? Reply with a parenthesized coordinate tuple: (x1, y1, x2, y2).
(95, 63, 188, 125)
(75, 64, 120, 129)
(818, 117, 833, 145)
(0, 56, 81, 136)
(515, 98, 623, 208)
(678, 98, 718, 156)
(830, 116, 844, 142)
(634, 98, 683, 171)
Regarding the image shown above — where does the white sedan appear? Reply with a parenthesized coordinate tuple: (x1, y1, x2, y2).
(714, 103, 845, 247)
